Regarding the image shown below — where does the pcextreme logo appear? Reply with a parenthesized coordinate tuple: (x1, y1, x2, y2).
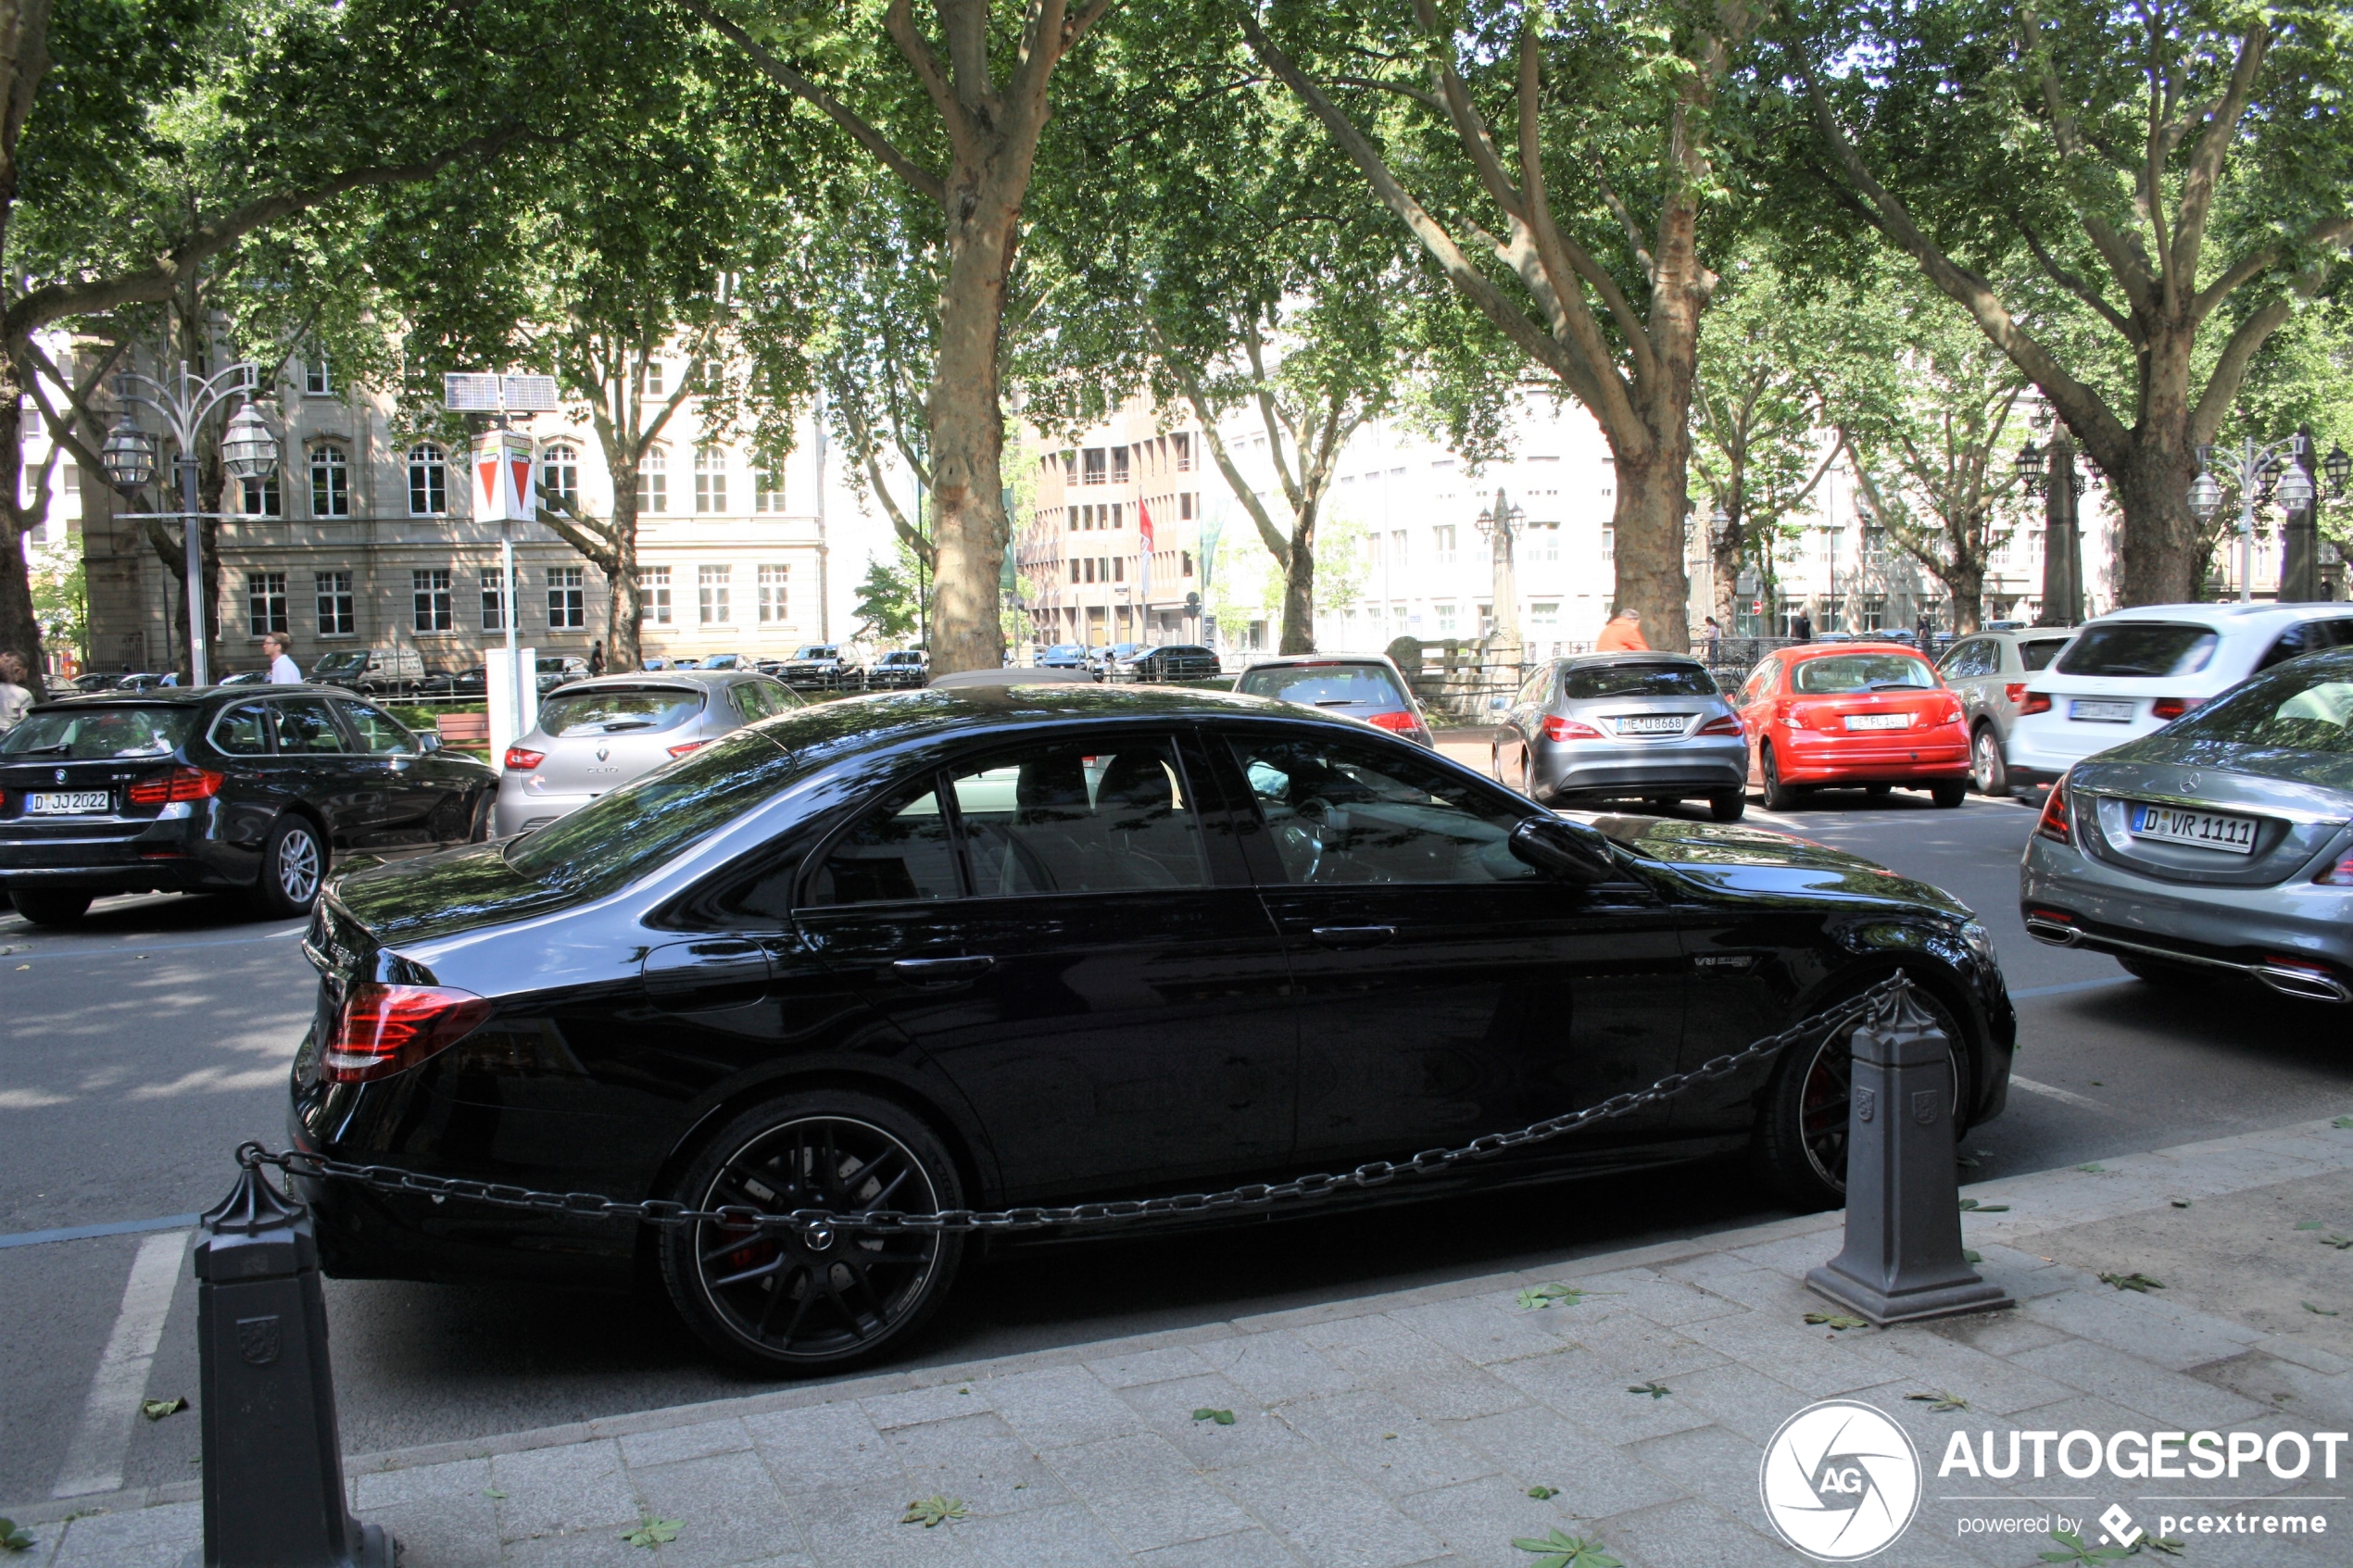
(1759, 1399, 1923, 1561)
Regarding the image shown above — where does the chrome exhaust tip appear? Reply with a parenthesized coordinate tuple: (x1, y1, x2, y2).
(2023, 918, 2081, 947)
(2253, 965, 2353, 1005)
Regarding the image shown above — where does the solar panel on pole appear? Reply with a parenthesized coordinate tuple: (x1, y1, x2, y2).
(501, 375, 560, 412)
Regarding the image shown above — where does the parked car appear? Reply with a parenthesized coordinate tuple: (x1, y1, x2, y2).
(1234, 654, 1433, 747)
(69, 672, 121, 693)
(2020, 644, 2353, 1005)
(309, 646, 426, 696)
(535, 655, 590, 696)
(292, 685, 2012, 1372)
(777, 645, 865, 692)
(2004, 603, 2353, 791)
(867, 649, 929, 689)
(698, 654, 749, 671)
(1934, 628, 2074, 797)
(0, 687, 497, 924)
(1733, 642, 1971, 810)
(1491, 652, 1748, 820)
(494, 671, 802, 836)
(1115, 645, 1221, 683)
(217, 671, 271, 686)
(448, 666, 489, 698)
(1088, 642, 1148, 676)
(1034, 643, 1092, 671)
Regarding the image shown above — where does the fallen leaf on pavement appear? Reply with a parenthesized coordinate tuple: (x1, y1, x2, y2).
(1627, 1382, 1670, 1399)
(2075, 1163, 2106, 1173)
(0, 1519, 32, 1553)
(1192, 1408, 1236, 1425)
(140, 1397, 187, 1421)
(2296, 1220, 2324, 1230)
(2304, 1301, 2339, 1316)
(621, 1519, 681, 1549)
(2334, 1117, 2353, 1129)
(1510, 1527, 1621, 1567)
(2038, 1527, 2132, 1562)
(2098, 1272, 2165, 1293)
(1527, 1486, 1559, 1500)
(1805, 1312, 1869, 1330)
(900, 1497, 965, 1528)
(483, 1488, 506, 1499)
(2171, 1199, 2192, 1208)
(1957, 1198, 2008, 1212)
(1906, 1390, 1969, 1411)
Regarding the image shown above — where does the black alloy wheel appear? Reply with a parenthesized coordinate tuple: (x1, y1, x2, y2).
(1970, 725, 2009, 797)
(7, 888, 92, 926)
(1708, 790, 1746, 823)
(254, 815, 325, 918)
(1931, 779, 1969, 809)
(1759, 742, 1801, 811)
(1755, 983, 1969, 1210)
(661, 1091, 963, 1373)
(1517, 743, 1541, 802)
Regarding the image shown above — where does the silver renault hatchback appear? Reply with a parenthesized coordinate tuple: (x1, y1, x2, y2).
(1491, 651, 1749, 820)
(495, 670, 800, 835)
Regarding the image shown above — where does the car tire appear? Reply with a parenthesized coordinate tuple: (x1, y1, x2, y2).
(1516, 745, 1541, 803)
(1755, 981, 1970, 1210)
(1930, 780, 1968, 809)
(660, 1089, 965, 1374)
(1709, 790, 1745, 823)
(1970, 725, 2009, 797)
(467, 790, 494, 843)
(8, 889, 92, 926)
(1867, 783, 1894, 797)
(253, 814, 326, 919)
(2119, 955, 2205, 989)
(1760, 743, 1801, 811)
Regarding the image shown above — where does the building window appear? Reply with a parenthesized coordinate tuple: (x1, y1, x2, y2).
(309, 445, 350, 518)
(1174, 433, 1192, 472)
(1180, 491, 1196, 521)
(1530, 522, 1559, 563)
(1601, 525, 1615, 564)
(695, 445, 728, 513)
(240, 473, 282, 517)
(315, 571, 353, 636)
(246, 571, 289, 636)
(1062, 451, 1076, 484)
(758, 563, 788, 622)
(636, 448, 667, 513)
(639, 566, 673, 625)
(411, 569, 453, 633)
(644, 360, 666, 398)
(1390, 529, 1408, 568)
(407, 443, 448, 516)
(1065, 506, 1079, 532)
(480, 570, 509, 633)
(1433, 525, 1457, 565)
(304, 354, 331, 396)
(541, 444, 579, 508)
(1081, 447, 1106, 485)
(1530, 602, 1560, 631)
(1111, 445, 1131, 484)
(698, 564, 731, 625)
(753, 456, 783, 512)
(1435, 602, 1457, 634)
(1181, 550, 1194, 577)
(547, 567, 585, 630)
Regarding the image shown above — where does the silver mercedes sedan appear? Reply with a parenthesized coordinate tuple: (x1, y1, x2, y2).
(1491, 651, 1749, 820)
(2020, 645, 2353, 1004)
(495, 670, 801, 836)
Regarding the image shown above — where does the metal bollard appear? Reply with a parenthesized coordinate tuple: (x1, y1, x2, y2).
(1806, 977, 2014, 1326)
(195, 1147, 393, 1568)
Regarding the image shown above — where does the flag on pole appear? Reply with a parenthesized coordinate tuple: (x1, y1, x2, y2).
(1137, 497, 1155, 616)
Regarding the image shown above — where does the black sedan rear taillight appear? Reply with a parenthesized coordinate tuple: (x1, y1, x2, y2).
(321, 983, 494, 1084)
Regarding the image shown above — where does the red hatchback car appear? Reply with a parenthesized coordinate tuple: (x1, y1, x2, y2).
(1734, 643, 1971, 810)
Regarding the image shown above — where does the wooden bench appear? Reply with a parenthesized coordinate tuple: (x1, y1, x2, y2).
(435, 711, 491, 746)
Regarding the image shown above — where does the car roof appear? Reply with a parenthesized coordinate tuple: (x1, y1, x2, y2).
(27, 683, 362, 709)
(1238, 652, 1400, 670)
(1780, 641, 1931, 659)
(2079, 602, 2353, 628)
(545, 671, 742, 691)
(754, 686, 1322, 741)
(1555, 650, 1705, 668)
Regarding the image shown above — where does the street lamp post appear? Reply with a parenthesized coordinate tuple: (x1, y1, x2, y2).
(100, 360, 280, 684)
(1473, 487, 1524, 651)
(2012, 400, 2084, 627)
(2188, 433, 2321, 604)
(2278, 427, 2351, 602)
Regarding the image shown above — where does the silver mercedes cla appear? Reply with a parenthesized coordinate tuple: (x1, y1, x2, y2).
(2020, 645, 2353, 1004)
(494, 670, 800, 836)
(1491, 652, 1749, 820)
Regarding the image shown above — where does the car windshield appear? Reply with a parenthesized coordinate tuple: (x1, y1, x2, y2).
(1, 704, 195, 759)
(1792, 654, 1938, 694)
(1560, 662, 1717, 700)
(793, 646, 832, 659)
(535, 686, 703, 737)
(2056, 622, 2218, 678)
(1237, 663, 1412, 709)
(2019, 638, 2067, 672)
(2168, 664, 2353, 757)
(504, 727, 793, 891)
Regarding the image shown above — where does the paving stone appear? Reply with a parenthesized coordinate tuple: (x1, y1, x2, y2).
(1858, 1327, 2081, 1416)
(354, 1454, 492, 1512)
(1391, 1474, 1589, 1568)
(1382, 1298, 1574, 1368)
(1118, 1374, 1312, 1471)
(1625, 1423, 1764, 1523)
(1680, 1309, 1911, 1399)
(1085, 1346, 1214, 1390)
(2008, 1338, 2269, 1428)
(1561, 1268, 1746, 1328)
(46, 1502, 200, 1568)
(885, 1412, 1071, 1515)
(1554, 1311, 1730, 1383)
(1926, 1311, 2073, 1360)
(1040, 1433, 1202, 1500)
(1129, 1527, 1304, 1567)
(779, 1479, 973, 1568)
(1587, 1496, 1788, 1568)
(1192, 1331, 1359, 1403)
(1279, 1390, 1497, 1497)
(953, 1500, 1135, 1568)
(2197, 1348, 2353, 1429)
(492, 1441, 639, 1541)
(2019, 1282, 2263, 1372)
(1080, 1478, 1261, 1554)
(1651, 1360, 1812, 1446)
(618, 1419, 752, 1471)
(1490, 1346, 1717, 1443)
(746, 1402, 905, 1494)
(1214, 1449, 1451, 1568)
(627, 1449, 802, 1568)
(1449, 1404, 1687, 1521)
(983, 1366, 1151, 1451)
(356, 1458, 502, 1568)
(1365, 1361, 1526, 1424)
(863, 1383, 992, 1431)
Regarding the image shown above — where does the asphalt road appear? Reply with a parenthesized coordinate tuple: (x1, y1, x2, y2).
(6, 787, 2352, 1508)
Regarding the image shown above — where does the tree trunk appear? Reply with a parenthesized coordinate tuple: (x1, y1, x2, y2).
(608, 522, 642, 671)
(2111, 430, 2203, 607)
(1942, 560, 1985, 633)
(0, 353, 41, 674)
(925, 198, 1017, 676)
(1279, 505, 1317, 654)
(1612, 447, 1693, 653)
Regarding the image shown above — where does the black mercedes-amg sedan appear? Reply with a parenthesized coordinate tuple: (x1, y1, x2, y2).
(1, 686, 497, 924)
(288, 686, 2013, 1373)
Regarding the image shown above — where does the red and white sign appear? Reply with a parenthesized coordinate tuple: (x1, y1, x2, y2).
(472, 431, 535, 523)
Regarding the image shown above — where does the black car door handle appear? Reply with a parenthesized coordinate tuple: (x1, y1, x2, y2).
(1310, 925, 1396, 950)
(890, 955, 995, 985)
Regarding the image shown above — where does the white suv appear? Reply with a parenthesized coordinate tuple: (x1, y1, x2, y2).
(2005, 602, 2353, 788)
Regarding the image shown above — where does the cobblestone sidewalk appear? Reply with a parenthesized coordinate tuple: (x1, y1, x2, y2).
(15, 1118, 2353, 1568)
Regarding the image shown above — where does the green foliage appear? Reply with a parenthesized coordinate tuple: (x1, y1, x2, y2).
(851, 549, 925, 646)
(2098, 1272, 2166, 1293)
(0, 1518, 31, 1552)
(1191, 1408, 1237, 1425)
(620, 1518, 681, 1549)
(1510, 1528, 1621, 1568)
(2037, 1528, 2132, 1562)
(28, 539, 86, 663)
(900, 1496, 965, 1528)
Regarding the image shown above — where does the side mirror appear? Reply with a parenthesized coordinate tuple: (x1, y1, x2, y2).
(1508, 814, 1615, 885)
(417, 731, 443, 754)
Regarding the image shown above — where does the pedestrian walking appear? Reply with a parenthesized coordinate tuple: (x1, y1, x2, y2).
(1704, 615, 1722, 663)
(263, 633, 302, 684)
(588, 640, 607, 678)
(1793, 609, 1815, 643)
(0, 651, 32, 733)
(1596, 608, 1650, 652)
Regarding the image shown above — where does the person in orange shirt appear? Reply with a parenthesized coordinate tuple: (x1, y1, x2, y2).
(1595, 608, 1650, 652)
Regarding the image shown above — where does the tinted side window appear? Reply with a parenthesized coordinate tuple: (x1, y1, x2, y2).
(728, 684, 767, 723)
(2260, 619, 2353, 671)
(333, 700, 415, 755)
(1939, 639, 1989, 678)
(950, 736, 1210, 895)
(1226, 733, 1537, 885)
(212, 703, 272, 757)
(270, 698, 346, 753)
(2019, 638, 2067, 672)
(805, 782, 959, 905)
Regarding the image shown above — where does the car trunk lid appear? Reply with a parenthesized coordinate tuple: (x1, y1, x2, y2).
(2068, 746, 2352, 887)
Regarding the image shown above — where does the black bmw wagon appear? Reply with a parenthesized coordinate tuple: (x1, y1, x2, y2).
(290, 686, 2013, 1372)
(0, 685, 497, 924)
